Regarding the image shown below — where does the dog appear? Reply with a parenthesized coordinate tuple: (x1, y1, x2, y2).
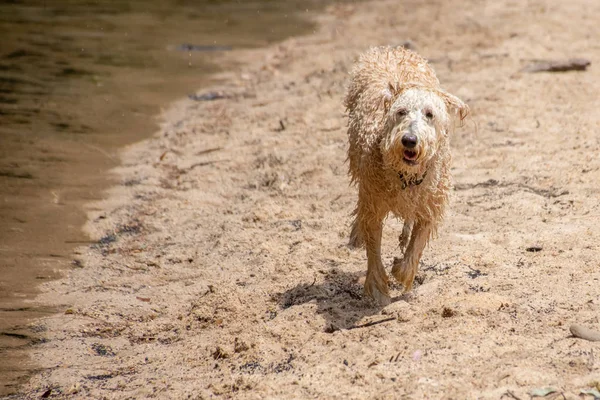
(344, 46, 469, 305)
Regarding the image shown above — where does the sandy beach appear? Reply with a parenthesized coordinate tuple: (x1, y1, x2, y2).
(15, 0, 600, 398)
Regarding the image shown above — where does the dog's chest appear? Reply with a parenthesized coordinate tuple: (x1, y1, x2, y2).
(385, 172, 448, 222)
(388, 185, 426, 216)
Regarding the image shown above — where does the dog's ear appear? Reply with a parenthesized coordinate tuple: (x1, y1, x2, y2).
(381, 82, 398, 112)
(437, 89, 469, 124)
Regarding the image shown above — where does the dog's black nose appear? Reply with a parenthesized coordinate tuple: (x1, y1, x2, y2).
(401, 134, 418, 149)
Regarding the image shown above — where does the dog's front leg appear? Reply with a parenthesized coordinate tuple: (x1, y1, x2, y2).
(391, 220, 431, 291)
(398, 219, 413, 252)
(358, 206, 390, 305)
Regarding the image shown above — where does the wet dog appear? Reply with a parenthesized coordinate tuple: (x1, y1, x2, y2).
(345, 46, 469, 304)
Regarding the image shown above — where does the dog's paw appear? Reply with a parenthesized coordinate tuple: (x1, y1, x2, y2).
(364, 274, 391, 306)
(371, 286, 391, 306)
(391, 258, 415, 292)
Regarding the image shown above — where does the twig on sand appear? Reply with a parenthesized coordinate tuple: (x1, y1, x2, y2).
(570, 324, 600, 342)
(502, 390, 522, 400)
(275, 120, 286, 132)
(196, 147, 223, 156)
(159, 149, 183, 161)
(160, 147, 221, 163)
(523, 58, 591, 73)
(184, 159, 229, 172)
(347, 317, 395, 330)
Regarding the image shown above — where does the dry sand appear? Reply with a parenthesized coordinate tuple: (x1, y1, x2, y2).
(14, 0, 600, 398)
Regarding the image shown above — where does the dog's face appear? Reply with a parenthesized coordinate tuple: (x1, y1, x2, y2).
(380, 86, 467, 175)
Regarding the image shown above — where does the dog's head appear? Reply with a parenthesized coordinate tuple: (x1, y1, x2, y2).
(380, 83, 468, 175)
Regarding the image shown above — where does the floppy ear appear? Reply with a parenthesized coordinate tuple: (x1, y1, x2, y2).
(436, 89, 469, 124)
(381, 82, 396, 113)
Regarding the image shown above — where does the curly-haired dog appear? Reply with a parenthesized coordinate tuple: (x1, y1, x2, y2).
(345, 46, 469, 305)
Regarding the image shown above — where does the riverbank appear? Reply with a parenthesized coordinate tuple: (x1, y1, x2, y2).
(18, 0, 600, 398)
(0, 1, 330, 395)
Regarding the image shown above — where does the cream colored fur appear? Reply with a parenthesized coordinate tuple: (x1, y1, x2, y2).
(345, 46, 468, 305)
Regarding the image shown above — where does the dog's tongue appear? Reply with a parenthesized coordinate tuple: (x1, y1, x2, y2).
(404, 150, 418, 161)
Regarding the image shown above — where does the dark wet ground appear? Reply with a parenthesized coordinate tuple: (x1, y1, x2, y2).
(0, 0, 339, 395)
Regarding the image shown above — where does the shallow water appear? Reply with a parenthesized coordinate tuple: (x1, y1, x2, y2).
(0, 0, 333, 394)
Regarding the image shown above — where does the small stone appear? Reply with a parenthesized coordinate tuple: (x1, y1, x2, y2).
(412, 350, 422, 361)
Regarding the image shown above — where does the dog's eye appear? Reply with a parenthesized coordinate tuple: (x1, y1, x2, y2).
(397, 109, 408, 117)
(425, 110, 434, 119)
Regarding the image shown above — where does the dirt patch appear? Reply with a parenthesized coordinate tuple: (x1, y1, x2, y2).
(19, 0, 600, 398)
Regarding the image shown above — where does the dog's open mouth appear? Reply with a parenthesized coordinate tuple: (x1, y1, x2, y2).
(403, 150, 418, 164)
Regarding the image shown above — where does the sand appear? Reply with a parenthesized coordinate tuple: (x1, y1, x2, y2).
(16, 0, 600, 398)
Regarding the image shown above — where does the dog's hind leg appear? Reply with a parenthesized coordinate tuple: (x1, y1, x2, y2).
(391, 220, 431, 291)
(348, 208, 364, 248)
(398, 219, 413, 253)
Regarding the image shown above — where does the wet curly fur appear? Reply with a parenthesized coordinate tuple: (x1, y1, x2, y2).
(345, 46, 469, 305)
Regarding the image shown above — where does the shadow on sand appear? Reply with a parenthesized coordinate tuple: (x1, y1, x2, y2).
(277, 269, 409, 332)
